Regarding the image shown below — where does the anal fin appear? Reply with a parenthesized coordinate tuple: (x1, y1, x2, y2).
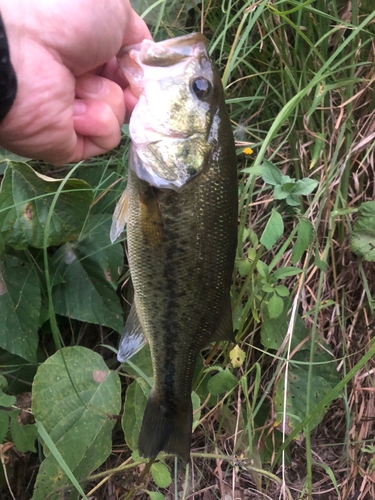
(117, 301, 148, 362)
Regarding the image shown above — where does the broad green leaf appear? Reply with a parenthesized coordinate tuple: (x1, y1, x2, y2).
(267, 293, 284, 319)
(273, 185, 290, 200)
(122, 378, 150, 451)
(0, 262, 40, 363)
(256, 260, 269, 277)
(229, 345, 246, 368)
(273, 266, 302, 279)
(0, 162, 93, 249)
(0, 374, 8, 391)
(0, 411, 9, 443)
(275, 285, 289, 297)
(146, 492, 166, 500)
(261, 160, 282, 186)
(260, 209, 284, 250)
(292, 219, 313, 265)
(261, 298, 307, 351)
(32, 346, 121, 500)
(0, 390, 16, 407)
(73, 163, 127, 215)
(350, 201, 375, 261)
(10, 412, 37, 453)
(274, 345, 340, 436)
(52, 214, 124, 332)
(207, 369, 238, 396)
(261, 299, 340, 435)
(237, 258, 252, 277)
(151, 462, 172, 488)
(285, 194, 300, 206)
(292, 178, 318, 196)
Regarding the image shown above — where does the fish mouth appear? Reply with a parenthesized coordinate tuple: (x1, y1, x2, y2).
(117, 33, 208, 67)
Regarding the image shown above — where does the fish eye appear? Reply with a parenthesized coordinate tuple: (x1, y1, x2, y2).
(190, 77, 212, 100)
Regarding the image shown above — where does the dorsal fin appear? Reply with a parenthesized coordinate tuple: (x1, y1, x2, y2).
(117, 301, 148, 362)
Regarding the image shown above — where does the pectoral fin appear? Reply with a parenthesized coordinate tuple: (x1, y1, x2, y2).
(209, 295, 236, 344)
(110, 185, 129, 244)
(117, 301, 148, 362)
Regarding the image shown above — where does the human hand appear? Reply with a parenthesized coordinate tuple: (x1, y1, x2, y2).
(0, 0, 151, 165)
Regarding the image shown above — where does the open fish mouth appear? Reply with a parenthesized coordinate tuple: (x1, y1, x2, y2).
(117, 33, 208, 68)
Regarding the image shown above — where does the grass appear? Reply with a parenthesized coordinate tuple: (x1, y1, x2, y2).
(1, 0, 375, 499)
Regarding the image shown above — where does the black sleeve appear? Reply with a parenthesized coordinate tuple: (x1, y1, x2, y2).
(0, 13, 17, 123)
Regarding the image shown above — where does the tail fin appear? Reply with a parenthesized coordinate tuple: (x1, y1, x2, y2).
(138, 393, 192, 463)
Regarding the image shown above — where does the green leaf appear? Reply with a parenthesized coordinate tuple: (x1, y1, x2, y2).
(292, 219, 313, 265)
(273, 185, 290, 200)
(10, 413, 37, 453)
(207, 369, 238, 396)
(273, 266, 302, 279)
(52, 214, 124, 332)
(192, 391, 201, 430)
(267, 293, 284, 319)
(261, 297, 306, 351)
(237, 258, 252, 277)
(32, 346, 121, 500)
(229, 345, 246, 368)
(275, 285, 289, 297)
(260, 298, 340, 435)
(261, 161, 282, 186)
(0, 261, 41, 363)
(122, 344, 153, 385)
(350, 201, 375, 261)
(260, 209, 284, 250)
(150, 462, 172, 488)
(145, 492, 165, 500)
(0, 162, 93, 249)
(292, 178, 318, 196)
(0, 411, 9, 443)
(0, 390, 16, 407)
(285, 194, 300, 206)
(256, 260, 269, 277)
(274, 345, 340, 436)
(0, 374, 8, 391)
(122, 378, 150, 451)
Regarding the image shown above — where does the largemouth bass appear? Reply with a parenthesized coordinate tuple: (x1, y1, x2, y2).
(111, 33, 237, 462)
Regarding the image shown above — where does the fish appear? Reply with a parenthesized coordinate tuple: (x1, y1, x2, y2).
(111, 33, 238, 463)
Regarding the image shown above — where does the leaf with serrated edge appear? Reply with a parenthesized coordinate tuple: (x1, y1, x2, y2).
(32, 346, 121, 500)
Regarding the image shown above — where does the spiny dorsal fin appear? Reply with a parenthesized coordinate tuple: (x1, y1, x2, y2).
(117, 301, 148, 362)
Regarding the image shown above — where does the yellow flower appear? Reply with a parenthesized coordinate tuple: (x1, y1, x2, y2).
(243, 147, 253, 155)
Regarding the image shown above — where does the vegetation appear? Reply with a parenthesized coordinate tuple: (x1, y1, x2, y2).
(1, 0, 375, 499)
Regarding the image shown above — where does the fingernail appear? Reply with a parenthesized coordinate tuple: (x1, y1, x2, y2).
(80, 75, 108, 95)
(73, 100, 86, 115)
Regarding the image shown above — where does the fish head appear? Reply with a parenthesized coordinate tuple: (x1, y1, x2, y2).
(118, 33, 224, 190)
